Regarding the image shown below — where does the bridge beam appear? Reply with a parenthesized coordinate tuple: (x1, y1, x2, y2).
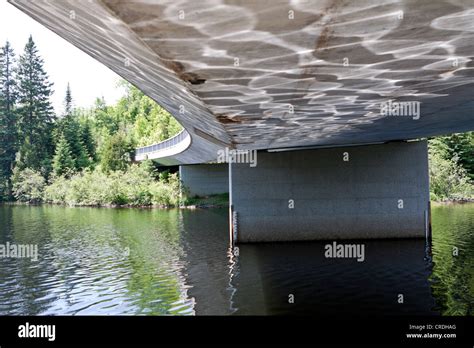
(230, 141, 430, 243)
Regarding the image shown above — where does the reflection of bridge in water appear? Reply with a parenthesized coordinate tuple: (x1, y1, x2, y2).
(178, 209, 436, 315)
(10, 0, 474, 243)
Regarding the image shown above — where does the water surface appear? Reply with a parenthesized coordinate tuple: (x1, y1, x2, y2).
(0, 204, 472, 315)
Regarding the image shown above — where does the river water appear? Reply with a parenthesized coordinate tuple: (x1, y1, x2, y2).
(0, 204, 472, 315)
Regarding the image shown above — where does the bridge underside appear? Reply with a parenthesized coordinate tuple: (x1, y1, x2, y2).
(10, 0, 474, 164)
(9, 1, 469, 242)
(182, 140, 430, 242)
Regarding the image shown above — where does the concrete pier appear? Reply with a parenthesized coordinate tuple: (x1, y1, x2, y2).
(180, 164, 228, 197)
(230, 141, 430, 243)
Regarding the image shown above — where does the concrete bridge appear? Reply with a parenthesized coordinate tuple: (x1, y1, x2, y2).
(10, 0, 474, 243)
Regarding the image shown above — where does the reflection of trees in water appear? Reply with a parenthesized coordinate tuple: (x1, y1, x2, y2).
(109, 208, 192, 315)
(0, 206, 58, 314)
(430, 204, 474, 315)
(179, 208, 236, 315)
(0, 206, 192, 315)
(2, 204, 472, 316)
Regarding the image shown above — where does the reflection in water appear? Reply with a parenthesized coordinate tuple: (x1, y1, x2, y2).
(430, 204, 474, 316)
(0, 206, 192, 315)
(0, 204, 472, 315)
(232, 239, 435, 315)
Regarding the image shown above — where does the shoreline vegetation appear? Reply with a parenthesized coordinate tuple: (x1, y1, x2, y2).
(0, 195, 230, 209)
(4, 193, 474, 210)
(1, 37, 473, 209)
(1, 193, 230, 209)
(8, 161, 229, 209)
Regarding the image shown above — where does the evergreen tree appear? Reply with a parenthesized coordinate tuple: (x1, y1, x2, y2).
(64, 82, 72, 116)
(52, 134, 75, 177)
(16, 35, 55, 172)
(80, 120, 96, 162)
(54, 84, 90, 170)
(0, 41, 18, 198)
(13, 136, 36, 172)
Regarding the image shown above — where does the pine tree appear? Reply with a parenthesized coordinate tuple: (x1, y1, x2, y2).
(64, 82, 72, 116)
(16, 35, 55, 172)
(0, 41, 18, 198)
(55, 84, 90, 170)
(52, 134, 75, 177)
(80, 120, 96, 163)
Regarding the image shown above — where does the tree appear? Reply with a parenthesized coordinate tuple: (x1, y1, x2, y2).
(64, 82, 73, 116)
(15, 35, 55, 172)
(443, 133, 474, 180)
(430, 133, 474, 180)
(80, 120, 96, 162)
(0, 41, 18, 198)
(52, 134, 75, 177)
(100, 132, 134, 173)
(53, 85, 91, 171)
(11, 167, 45, 203)
(115, 83, 182, 147)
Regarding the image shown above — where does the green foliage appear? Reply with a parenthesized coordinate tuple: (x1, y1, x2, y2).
(183, 193, 229, 207)
(150, 172, 180, 207)
(430, 133, 474, 178)
(132, 92, 182, 146)
(441, 133, 474, 180)
(100, 132, 134, 173)
(53, 86, 92, 171)
(12, 167, 45, 203)
(52, 134, 75, 177)
(15, 36, 55, 172)
(79, 120, 96, 162)
(110, 81, 182, 147)
(64, 83, 72, 115)
(429, 146, 473, 201)
(0, 41, 18, 199)
(1, 36, 183, 206)
(44, 163, 180, 207)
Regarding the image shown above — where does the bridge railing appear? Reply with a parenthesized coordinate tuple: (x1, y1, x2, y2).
(135, 129, 189, 160)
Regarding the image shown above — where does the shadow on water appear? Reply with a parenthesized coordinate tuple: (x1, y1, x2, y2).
(180, 209, 438, 316)
(0, 203, 472, 316)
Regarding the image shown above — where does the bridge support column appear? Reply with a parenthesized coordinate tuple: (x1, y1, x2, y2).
(230, 141, 430, 243)
(180, 164, 229, 197)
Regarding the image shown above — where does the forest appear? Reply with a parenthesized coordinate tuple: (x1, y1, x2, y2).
(0, 36, 182, 206)
(0, 36, 473, 206)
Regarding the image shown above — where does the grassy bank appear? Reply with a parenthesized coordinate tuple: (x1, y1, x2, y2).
(11, 163, 180, 208)
(8, 162, 229, 209)
(183, 193, 229, 208)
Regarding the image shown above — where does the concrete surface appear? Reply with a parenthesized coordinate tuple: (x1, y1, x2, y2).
(181, 164, 229, 197)
(231, 140, 430, 242)
(9, 0, 474, 164)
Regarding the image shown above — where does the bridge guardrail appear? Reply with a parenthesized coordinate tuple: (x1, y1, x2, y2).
(135, 129, 189, 160)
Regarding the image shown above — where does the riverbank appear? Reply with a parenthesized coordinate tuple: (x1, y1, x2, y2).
(431, 199, 474, 206)
(6, 194, 474, 210)
(1, 193, 229, 210)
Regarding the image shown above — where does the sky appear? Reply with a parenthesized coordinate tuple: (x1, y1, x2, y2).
(0, 0, 123, 114)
